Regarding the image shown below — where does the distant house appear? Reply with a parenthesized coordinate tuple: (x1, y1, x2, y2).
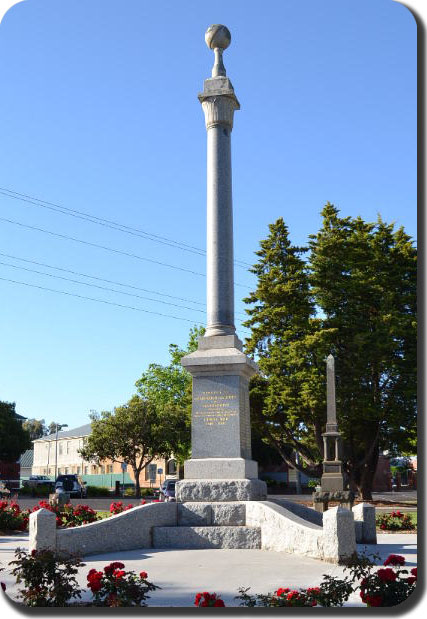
(32, 423, 175, 489)
(19, 449, 34, 480)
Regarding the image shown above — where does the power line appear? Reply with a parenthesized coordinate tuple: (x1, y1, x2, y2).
(0, 186, 253, 268)
(0, 251, 205, 307)
(0, 216, 252, 289)
(0, 251, 249, 320)
(0, 275, 205, 325)
(0, 260, 206, 314)
(0, 275, 251, 333)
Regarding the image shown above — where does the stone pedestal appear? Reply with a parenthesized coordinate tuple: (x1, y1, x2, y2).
(178, 334, 267, 502)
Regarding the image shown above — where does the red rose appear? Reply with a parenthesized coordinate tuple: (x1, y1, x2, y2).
(31, 549, 37, 557)
(377, 568, 397, 583)
(407, 577, 416, 585)
(89, 580, 102, 593)
(276, 587, 290, 596)
(384, 554, 405, 566)
(213, 599, 225, 607)
(140, 571, 148, 579)
(114, 570, 126, 579)
(366, 595, 383, 607)
(200, 600, 208, 607)
(411, 568, 417, 579)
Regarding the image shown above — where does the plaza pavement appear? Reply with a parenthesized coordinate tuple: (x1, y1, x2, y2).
(0, 532, 417, 607)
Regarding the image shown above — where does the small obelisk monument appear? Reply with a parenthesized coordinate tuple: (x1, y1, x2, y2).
(177, 25, 267, 502)
(321, 354, 344, 491)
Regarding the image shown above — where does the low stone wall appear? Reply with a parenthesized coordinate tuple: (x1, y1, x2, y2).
(29, 503, 178, 556)
(29, 499, 365, 564)
(246, 502, 357, 564)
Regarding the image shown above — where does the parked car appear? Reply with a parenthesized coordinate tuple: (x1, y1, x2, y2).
(55, 474, 87, 498)
(159, 479, 176, 502)
(24, 475, 54, 488)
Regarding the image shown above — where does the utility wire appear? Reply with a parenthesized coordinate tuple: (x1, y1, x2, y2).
(0, 276, 251, 333)
(0, 260, 206, 314)
(0, 276, 205, 324)
(0, 186, 253, 268)
(0, 252, 249, 320)
(0, 216, 252, 289)
(0, 251, 205, 307)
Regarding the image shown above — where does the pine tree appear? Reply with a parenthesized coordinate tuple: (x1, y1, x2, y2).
(243, 218, 332, 475)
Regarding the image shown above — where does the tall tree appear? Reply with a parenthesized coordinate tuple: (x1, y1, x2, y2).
(244, 207, 416, 499)
(309, 204, 417, 498)
(135, 326, 204, 462)
(79, 396, 182, 497)
(22, 418, 47, 441)
(243, 218, 332, 476)
(0, 401, 31, 461)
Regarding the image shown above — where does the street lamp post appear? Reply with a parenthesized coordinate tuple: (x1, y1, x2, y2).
(54, 423, 68, 480)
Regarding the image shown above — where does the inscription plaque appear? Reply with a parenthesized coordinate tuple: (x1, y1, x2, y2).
(192, 374, 252, 459)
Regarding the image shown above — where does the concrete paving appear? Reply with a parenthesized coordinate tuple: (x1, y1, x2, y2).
(0, 532, 417, 607)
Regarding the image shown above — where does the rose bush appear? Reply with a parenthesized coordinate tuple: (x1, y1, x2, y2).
(376, 511, 415, 531)
(110, 501, 134, 515)
(194, 592, 225, 607)
(9, 548, 85, 607)
(0, 500, 28, 532)
(87, 562, 158, 606)
(357, 554, 416, 607)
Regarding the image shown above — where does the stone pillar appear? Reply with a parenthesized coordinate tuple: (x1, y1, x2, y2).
(178, 25, 267, 503)
(322, 506, 356, 564)
(29, 508, 56, 553)
(199, 25, 240, 337)
(352, 502, 377, 544)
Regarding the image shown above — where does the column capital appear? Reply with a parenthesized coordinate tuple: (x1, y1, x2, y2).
(198, 76, 240, 130)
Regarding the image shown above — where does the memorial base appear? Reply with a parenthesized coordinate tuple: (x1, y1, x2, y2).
(176, 479, 267, 502)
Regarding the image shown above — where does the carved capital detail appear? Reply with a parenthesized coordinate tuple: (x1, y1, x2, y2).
(201, 96, 239, 130)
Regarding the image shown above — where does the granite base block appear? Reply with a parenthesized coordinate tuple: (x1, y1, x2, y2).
(176, 479, 267, 502)
(152, 526, 261, 549)
(184, 458, 258, 479)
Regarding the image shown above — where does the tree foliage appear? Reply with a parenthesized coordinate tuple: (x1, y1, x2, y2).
(0, 401, 31, 461)
(22, 419, 47, 441)
(135, 326, 204, 462)
(79, 396, 183, 497)
(244, 206, 416, 499)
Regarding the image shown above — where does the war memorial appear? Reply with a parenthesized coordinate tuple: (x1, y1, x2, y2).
(28, 25, 376, 565)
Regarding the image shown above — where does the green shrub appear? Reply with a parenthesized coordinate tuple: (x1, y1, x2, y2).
(124, 487, 135, 497)
(86, 486, 110, 497)
(140, 488, 156, 497)
(10, 547, 85, 606)
(307, 479, 320, 489)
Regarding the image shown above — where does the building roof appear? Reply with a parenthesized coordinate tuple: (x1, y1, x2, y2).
(34, 423, 92, 442)
(19, 449, 34, 467)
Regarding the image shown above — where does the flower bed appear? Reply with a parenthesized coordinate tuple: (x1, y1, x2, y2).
(376, 511, 416, 531)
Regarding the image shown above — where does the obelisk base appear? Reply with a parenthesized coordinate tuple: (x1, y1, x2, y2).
(176, 479, 267, 503)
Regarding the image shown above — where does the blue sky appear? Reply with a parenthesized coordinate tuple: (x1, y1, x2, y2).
(0, 0, 416, 428)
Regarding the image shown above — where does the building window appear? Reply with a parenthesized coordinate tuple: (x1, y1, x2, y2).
(76, 466, 80, 475)
(58, 443, 63, 455)
(92, 465, 97, 474)
(100, 466, 105, 474)
(145, 463, 157, 481)
(84, 466, 88, 475)
(67, 442, 71, 454)
(58, 468, 62, 475)
(64, 467, 69, 474)
(167, 459, 177, 475)
(48, 468, 52, 475)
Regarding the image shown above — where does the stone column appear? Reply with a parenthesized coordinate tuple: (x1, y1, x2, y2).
(177, 25, 267, 503)
(199, 25, 240, 337)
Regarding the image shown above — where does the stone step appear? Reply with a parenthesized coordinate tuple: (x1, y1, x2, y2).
(177, 502, 245, 526)
(152, 526, 261, 549)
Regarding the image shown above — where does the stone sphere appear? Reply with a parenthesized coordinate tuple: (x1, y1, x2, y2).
(205, 24, 231, 50)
